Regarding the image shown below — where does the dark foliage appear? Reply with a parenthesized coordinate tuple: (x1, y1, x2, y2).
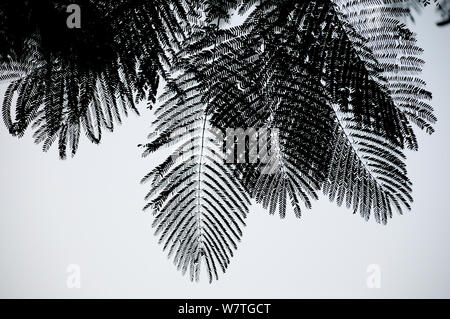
(0, 0, 438, 281)
(0, 0, 190, 157)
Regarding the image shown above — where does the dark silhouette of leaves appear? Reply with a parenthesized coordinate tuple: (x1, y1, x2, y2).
(0, 0, 191, 157)
(140, 26, 250, 280)
(190, 1, 435, 221)
(0, 0, 438, 281)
